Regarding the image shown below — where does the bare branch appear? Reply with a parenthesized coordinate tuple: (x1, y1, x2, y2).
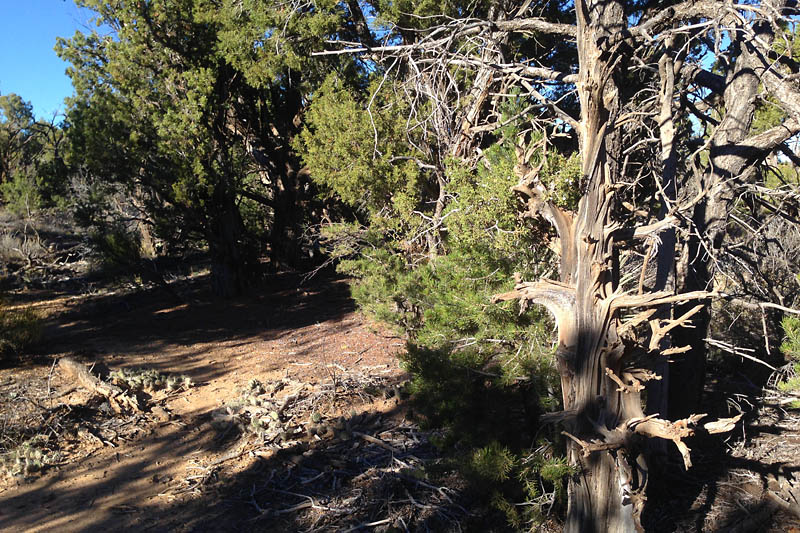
(493, 18, 576, 38)
(612, 290, 718, 310)
(492, 278, 576, 318)
(312, 17, 577, 57)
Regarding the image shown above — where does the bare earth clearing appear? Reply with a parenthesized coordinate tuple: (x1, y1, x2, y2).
(0, 273, 470, 532)
(3, 271, 800, 531)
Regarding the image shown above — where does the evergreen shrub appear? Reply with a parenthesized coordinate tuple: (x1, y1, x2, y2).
(299, 76, 579, 526)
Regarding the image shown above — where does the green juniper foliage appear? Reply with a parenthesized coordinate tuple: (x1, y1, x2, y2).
(0, 298, 42, 362)
(0, 94, 69, 214)
(58, 0, 365, 296)
(299, 70, 576, 526)
(780, 315, 800, 407)
(300, 80, 560, 357)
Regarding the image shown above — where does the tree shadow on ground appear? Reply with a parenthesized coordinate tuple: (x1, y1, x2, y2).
(3, 270, 361, 391)
(15, 266, 799, 531)
(0, 271, 492, 532)
(39, 270, 357, 357)
(0, 317, 541, 532)
(641, 348, 800, 532)
(0, 399, 476, 533)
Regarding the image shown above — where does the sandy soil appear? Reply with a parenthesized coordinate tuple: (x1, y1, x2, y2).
(5, 271, 800, 532)
(0, 273, 425, 532)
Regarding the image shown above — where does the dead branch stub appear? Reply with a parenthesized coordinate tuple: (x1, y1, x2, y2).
(57, 357, 141, 413)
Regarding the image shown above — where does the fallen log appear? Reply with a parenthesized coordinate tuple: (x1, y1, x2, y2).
(58, 357, 141, 413)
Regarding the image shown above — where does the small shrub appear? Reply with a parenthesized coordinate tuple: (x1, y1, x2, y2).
(0, 171, 42, 216)
(0, 231, 47, 266)
(778, 315, 800, 407)
(402, 345, 569, 528)
(0, 233, 23, 263)
(0, 300, 42, 361)
(0, 435, 61, 479)
(91, 227, 143, 274)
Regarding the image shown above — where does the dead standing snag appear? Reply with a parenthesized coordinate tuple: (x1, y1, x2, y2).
(491, 1, 791, 530)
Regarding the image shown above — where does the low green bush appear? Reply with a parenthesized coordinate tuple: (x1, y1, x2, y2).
(779, 316, 800, 407)
(0, 299, 42, 361)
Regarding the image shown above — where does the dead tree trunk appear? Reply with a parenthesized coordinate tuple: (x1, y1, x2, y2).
(498, 3, 647, 529)
(494, 2, 799, 527)
(495, 1, 705, 529)
(558, 2, 645, 530)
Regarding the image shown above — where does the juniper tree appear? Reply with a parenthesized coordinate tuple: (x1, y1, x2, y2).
(58, 0, 364, 296)
(59, 2, 256, 295)
(310, 0, 800, 530)
(0, 94, 68, 212)
(0, 94, 37, 187)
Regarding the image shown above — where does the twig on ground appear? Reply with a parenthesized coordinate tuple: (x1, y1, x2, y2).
(209, 441, 251, 467)
(342, 518, 392, 532)
(47, 358, 57, 408)
(353, 430, 402, 454)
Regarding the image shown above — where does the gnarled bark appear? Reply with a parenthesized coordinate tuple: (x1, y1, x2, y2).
(671, 0, 792, 418)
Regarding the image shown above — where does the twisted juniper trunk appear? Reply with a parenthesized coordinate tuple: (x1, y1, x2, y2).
(497, 2, 648, 528)
(558, 2, 645, 530)
(267, 80, 311, 269)
(208, 186, 249, 298)
(561, 170, 644, 532)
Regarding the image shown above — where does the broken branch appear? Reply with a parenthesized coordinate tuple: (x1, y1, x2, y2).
(58, 357, 141, 413)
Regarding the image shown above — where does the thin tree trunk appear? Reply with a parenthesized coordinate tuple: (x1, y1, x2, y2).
(670, 1, 785, 418)
(208, 188, 248, 298)
(647, 47, 679, 422)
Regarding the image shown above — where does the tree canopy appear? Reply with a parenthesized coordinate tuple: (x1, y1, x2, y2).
(56, 0, 369, 296)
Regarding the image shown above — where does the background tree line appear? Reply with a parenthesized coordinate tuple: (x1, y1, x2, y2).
(4, 0, 800, 530)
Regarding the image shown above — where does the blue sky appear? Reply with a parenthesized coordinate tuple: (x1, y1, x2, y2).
(0, 1, 98, 120)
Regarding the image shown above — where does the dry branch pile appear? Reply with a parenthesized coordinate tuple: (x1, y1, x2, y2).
(0, 356, 194, 481)
(164, 368, 472, 531)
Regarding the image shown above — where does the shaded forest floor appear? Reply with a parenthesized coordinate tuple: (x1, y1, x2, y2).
(0, 271, 475, 532)
(2, 213, 800, 531)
